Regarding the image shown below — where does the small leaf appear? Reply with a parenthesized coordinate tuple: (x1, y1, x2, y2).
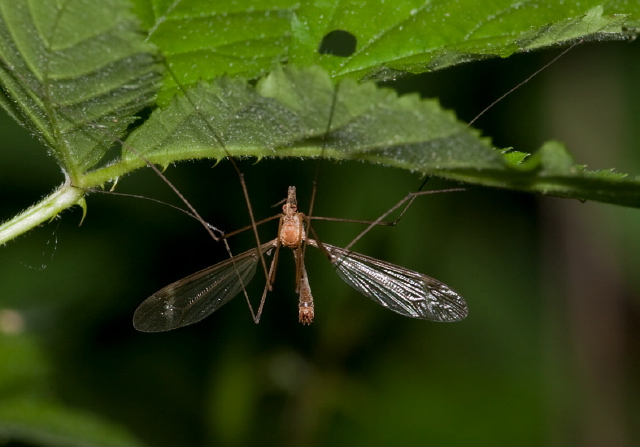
(523, 142, 580, 176)
(444, 142, 640, 207)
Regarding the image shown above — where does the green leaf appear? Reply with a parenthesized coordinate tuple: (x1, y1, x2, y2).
(135, 0, 297, 84)
(86, 66, 500, 183)
(78, 66, 640, 209)
(0, 0, 163, 180)
(130, 0, 638, 97)
(1, 0, 640, 244)
(292, 2, 635, 79)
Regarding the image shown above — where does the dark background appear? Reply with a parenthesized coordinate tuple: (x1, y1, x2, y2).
(1, 40, 639, 446)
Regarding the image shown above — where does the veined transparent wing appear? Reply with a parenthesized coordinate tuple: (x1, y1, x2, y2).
(134, 241, 276, 332)
(318, 242, 468, 322)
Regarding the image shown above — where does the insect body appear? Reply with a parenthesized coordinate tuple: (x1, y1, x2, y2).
(133, 187, 468, 332)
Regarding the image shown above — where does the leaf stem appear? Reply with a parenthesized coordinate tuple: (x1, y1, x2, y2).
(0, 182, 85, 245)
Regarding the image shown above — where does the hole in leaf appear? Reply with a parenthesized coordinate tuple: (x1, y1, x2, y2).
(318, 30, 357, 57)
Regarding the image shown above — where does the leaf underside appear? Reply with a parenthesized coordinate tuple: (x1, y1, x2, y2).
(0, 0, 639, 247)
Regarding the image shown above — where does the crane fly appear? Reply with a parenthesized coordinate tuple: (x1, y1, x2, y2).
(1, 14, 582, 334)
(130, 44, 581, 332)
(133, 186, 468, 332)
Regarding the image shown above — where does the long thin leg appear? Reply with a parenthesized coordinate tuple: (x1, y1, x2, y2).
(222, 214, 282, 240)
(302, 84, 341, 263)
(251, 214, 286, 321)
(51, 62, 268, 317)
(342, 187, 467, 252)
(254, 240, 281, 323)
(305, 45, 583, 260)
(155, 63, 278, 318)
(163, 63, 271, 285)
(309, 186, 463, 227)
(19, 49, 265, 323)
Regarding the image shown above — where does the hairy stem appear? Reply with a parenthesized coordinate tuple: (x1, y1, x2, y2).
(0, 182, 85, 245)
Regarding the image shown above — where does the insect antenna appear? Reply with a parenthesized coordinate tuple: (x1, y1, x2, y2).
(468, 40, 581, 127)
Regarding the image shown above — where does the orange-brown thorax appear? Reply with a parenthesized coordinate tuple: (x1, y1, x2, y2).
(279, 186, 306, 248)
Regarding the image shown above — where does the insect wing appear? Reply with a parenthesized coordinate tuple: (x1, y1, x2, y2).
(133, 241, 276, 332)
(322, 243, 468, 322)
